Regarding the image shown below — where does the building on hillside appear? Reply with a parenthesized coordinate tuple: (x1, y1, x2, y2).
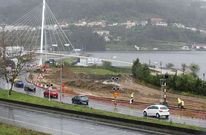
(173, 23, 186, 29)
(87, 21, 106, 27)
(121, 20, 136, 28)
(150, 17, 168, 26)
(94, 30, 110, 36)
(74, 21, 87, 27)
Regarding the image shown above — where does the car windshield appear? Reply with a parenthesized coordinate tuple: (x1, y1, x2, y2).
(160, 106, 168, 110)
(80, 96, 88, 100)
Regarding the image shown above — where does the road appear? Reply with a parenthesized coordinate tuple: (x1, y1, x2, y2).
(0, 76, 206, 128)
(0, 103, 153, 135)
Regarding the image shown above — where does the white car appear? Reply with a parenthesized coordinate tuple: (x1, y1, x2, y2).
(143, 105, 170, 119)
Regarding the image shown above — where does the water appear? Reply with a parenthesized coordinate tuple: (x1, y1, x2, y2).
(89, 51, 206, 78)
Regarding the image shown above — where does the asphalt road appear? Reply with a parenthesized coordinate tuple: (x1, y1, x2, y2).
(0, 75, 206, 128)
(0, 103, 152, 135)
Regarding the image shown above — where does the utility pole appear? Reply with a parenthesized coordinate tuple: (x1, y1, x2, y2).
(60, 55, 63, 102)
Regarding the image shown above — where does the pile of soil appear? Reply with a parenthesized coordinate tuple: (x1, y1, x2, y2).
(65, 79, 114, 92)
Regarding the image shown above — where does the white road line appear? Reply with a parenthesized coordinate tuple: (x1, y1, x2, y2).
(0, 116, 80, 135)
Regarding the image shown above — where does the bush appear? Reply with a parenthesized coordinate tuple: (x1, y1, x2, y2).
(132, 59, 206, 96)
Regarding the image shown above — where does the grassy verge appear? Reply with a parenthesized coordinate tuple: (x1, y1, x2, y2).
(0, 123, 48, 135)
(68, 66, 131, 75)
(0, 90, 205, 132)
(69, 67, 121, 75)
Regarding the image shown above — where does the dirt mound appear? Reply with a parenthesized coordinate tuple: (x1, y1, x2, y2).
(65, 79, 113, 92)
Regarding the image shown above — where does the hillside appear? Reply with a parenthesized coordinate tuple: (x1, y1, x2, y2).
(1, 0, 206, 29)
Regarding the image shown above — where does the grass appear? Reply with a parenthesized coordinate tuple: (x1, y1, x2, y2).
(62, 58, 77, 66)
(0, 90, 205, 132)
(69, 67, 121, 75)
(0, 123, 48, 135)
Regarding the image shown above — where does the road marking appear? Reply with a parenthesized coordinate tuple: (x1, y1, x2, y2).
(0, 116, 80, 135)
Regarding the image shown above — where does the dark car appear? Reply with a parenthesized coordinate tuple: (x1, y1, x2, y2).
(14, 80, 24, 88)
(24, 84, 36, 92)
(44, 59, 56, 65)
(43, 90, 58, 98)
(72, 95, 89, 105)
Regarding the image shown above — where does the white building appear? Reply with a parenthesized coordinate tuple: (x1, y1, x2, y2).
(76, 57, 102, 66)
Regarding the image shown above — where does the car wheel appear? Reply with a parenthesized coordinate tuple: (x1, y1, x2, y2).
(143, 111, 147, 117)
(156, 113, 160, 118)
(165, 115, 169, 119)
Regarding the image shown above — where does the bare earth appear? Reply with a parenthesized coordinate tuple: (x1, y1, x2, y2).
(32, 67, 206, 120)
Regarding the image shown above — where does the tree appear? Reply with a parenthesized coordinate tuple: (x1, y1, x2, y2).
(181, 63, 187, 74)
(0, 25, 36, 95)
(132, 58, 150, 81)
(166, 63, 174, 69)
(189, 63, 200, 77)
(102, 61, 112, 68)
(0, 50, 35, 95)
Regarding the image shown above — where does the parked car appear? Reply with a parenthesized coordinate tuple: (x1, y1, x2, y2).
(24, 84, 36, 92)
(43, 90, 58, 98)
(14, 80, 24, 88)
(44, 59, 56, 66)
(72, 95, 89, 105)
(143, 105, 170, 119)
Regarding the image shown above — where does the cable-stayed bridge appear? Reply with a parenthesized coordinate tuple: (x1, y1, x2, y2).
(0, 0, 132, 66)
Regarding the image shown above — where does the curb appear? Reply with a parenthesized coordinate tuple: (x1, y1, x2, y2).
(0, 98, 205, 135)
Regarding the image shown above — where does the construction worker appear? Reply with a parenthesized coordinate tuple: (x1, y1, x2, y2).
(129, 92, 134, 104)
(177, 98, 182, 108)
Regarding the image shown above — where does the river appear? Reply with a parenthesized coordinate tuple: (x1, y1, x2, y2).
(89, 51, 206, 78)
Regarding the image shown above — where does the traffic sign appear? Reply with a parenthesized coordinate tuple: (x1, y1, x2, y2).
(112, 92, 120, 98)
